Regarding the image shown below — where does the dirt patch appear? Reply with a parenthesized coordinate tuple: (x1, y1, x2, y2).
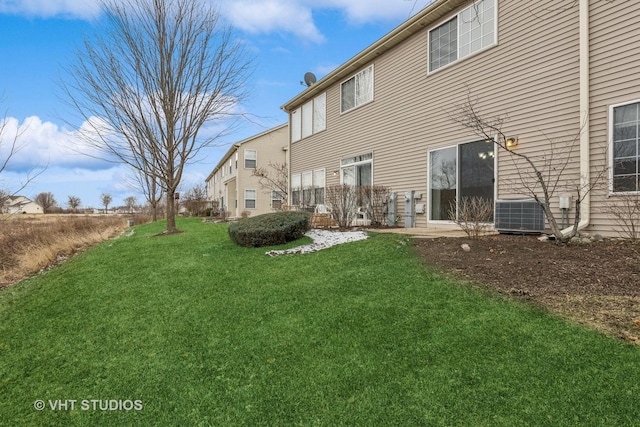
(414, 234, 640, 344)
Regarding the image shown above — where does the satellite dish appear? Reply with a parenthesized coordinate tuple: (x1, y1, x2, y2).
(303, 72, 317, 87)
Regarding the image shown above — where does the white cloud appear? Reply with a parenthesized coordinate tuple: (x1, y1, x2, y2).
(0, 0, 101, 19)
(215, 0, 434, 43)
(220, 0, 325, 43)
(0, 0, 433, 42)
(320, 0, 430, 24)
(0, 116, 113, 172)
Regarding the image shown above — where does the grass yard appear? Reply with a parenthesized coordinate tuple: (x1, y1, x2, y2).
(1, 218, 639, 426)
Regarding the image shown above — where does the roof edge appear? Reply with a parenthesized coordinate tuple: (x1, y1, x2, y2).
(280, 0, 467, 112)
(206, 123, 288, 181)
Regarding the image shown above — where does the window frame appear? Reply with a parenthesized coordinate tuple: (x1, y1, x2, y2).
(340, 153, 373, 187)
(244, 189, 257, 209)
(291, 173, 302, 206)
(291, 92, 327, 143)
(244, 149, 257, 169)
(428, 0, 497, 74)
(291, 169, 326, 206)
(271, 190, 284, 210)
(340, 65, 374, 114)
(428, 140, 496, 222)
(609, 99, 640, 194)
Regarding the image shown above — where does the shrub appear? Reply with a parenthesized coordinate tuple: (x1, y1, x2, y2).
(448, 196, 494, 238)
(228, 211, 311, 247)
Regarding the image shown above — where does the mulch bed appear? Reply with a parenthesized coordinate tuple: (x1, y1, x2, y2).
(414, 234, 640, 344)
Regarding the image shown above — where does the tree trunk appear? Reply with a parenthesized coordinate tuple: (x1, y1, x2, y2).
(166, 190, 178, 233)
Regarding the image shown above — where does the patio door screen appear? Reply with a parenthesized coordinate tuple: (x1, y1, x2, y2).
(429, 140, 494, 221)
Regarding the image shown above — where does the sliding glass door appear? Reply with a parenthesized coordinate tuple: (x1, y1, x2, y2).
(429, 140, 495, 221)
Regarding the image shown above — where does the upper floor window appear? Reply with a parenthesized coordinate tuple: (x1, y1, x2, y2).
(611, 101, 640, 193)
(429, 0, 496, 72)
(341, 65, 374, 113)
(291, 92, 326, 142)
(244, 149, 257, 169)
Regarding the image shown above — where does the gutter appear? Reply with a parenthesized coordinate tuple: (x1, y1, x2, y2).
(279, 0, 466, 112)
(562, 0, 590, 237)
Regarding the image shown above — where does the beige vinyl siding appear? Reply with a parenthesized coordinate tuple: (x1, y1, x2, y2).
(588, 0, 640, 236)
(207, 124, 288, 218)
(291, 0, 583, 228)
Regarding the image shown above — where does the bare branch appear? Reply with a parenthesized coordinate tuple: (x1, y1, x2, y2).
(452, 93, 603, 243)
(62, 0, 254, 233)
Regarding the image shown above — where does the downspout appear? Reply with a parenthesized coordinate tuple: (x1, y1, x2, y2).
(562, 0, 590, 237)
(286, 115, 292, 207)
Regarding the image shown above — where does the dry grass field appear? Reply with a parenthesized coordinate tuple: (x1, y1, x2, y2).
(0, 214, 148, 288)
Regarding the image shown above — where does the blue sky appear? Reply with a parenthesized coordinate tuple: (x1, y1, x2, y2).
(0, 0, 433, 209)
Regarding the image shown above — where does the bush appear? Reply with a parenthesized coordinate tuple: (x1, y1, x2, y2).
(228, 211, 311, 247)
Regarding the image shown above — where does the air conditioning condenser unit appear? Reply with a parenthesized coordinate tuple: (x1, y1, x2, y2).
(494, 198, 546, 234)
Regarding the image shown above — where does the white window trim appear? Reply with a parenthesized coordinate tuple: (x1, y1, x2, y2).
(609, 98, 640, 195)
(244, 189, 257, 209)
(244, 149, 257, 169)
(427, 0, 498, 75)
(271, 191, 284, 209)
(340, 65, 374, 114)
(427, 140, 497, 224)
(291, 92, 327, 143)
(290, 169, 327, 205)
(340, 152, 374, 186)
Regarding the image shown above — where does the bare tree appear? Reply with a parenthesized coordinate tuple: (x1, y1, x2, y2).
(67, 195, 81, 213)
(63, 0, 252, 234)
(325, 184, 358, 229)
(452, 95, 604, 243)
(0, 105, 46, 199)
(35, 192, 56, 214)
(252, 162, 288, 210)
(182, 184, 207, 216)
(124, 196, 137, 214)
(128, 166, 164, 221)
(100, 193, 113, 214)
(448, 196, 494, 238)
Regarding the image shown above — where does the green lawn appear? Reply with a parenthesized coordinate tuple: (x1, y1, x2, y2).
(1, 218, 639, 426)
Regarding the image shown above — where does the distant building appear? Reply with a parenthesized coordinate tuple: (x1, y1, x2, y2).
(206, 124, 288, 218)
(3, 196, 44, 214)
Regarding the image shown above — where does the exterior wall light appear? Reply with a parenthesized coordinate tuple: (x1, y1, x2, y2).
(506, 136, 518, 148)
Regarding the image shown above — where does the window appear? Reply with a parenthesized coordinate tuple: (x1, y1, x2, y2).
(314, 169, 326, 205)
(291, 169, 325, 206)
(611, 101, 640, 193)
(291, 174, 301, 205)
(244, 189, 256, 209)
(244, 149, 257, 169)
(302, 101, 313, 139)
(302, 171, 313, 205)
(271, 191, 284, 210)
(429, 141, 495, 221)
(429, 0, 496, 72)
(313, 93, 326, 134)
(291, 108, 302, 142)
(291, 92, 327, 142)
(341, 66, 374, 113)
(341, 153, 373, 187)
